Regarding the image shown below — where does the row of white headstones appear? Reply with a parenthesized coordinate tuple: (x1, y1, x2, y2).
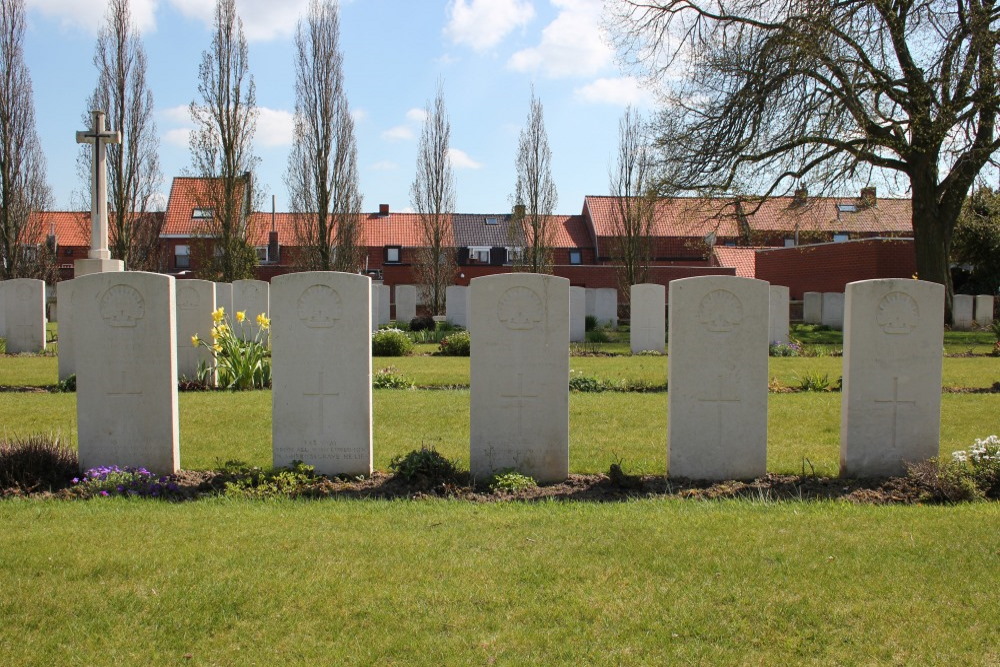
(803, 290, 996, 331)
(6, 271, 946, 482)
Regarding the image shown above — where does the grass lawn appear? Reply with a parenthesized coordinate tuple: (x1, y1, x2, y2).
(0, 499, 997, 665)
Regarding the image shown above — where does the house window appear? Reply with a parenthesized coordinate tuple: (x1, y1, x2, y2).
(175, 244, 190, 269)
(192, 208, 213, 219)
(506, 246, 522, 263)
(255, 246, 269, 263)
(833, 233, 849, 243)
(485, 217, 499, 225)
(569, 250, 582, 265)
(469, 246, 490, 263)
(385, 246, 401, 263)
(836, 204, 857, 213)
(784, 238, 795, 247)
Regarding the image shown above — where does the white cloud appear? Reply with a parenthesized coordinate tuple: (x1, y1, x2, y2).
(444, 0, 534, 52)
(163, 128, 191, 148)
(27, 0, 158, 33)
(574, 77, 654, 107)
(406, 108, 429, 124)
(447, 148, 482, 170)
(370, 161, 399, 171)
(381, 125, 414, 142)
(351, 108, 369, 123)
(255, 107, 294, 147)
(161, 105, 192, 124)
(508, 0, 611, 78)
(167, 0, 309, 41)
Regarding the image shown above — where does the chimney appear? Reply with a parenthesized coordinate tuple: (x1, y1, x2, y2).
(860, 186, 877, 207)
(513, 204, 526, 218)
(379, 204, 389, 216)
(268, 230, 279, 265)
(793, 187, 808, 206)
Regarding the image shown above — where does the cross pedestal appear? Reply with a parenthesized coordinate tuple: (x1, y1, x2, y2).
(75, 110, 124, 276)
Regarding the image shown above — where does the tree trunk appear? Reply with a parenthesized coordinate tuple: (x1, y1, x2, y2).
(910, 183, 954, 321)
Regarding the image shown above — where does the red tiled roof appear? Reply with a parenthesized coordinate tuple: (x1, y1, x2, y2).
(163, 177, 210, 236)
(545, 215, 592, 248)
(711, 247, 761, 278)
(362, 212, 452, 247)
(584, 195, 743, 240)
(31, 211, 90, 246)
(743, 197, 912, 234)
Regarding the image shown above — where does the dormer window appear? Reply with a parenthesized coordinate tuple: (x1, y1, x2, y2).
(193, 208, 213, 219)
(836, 203, 857, 213)
(485, 217, 499, 225)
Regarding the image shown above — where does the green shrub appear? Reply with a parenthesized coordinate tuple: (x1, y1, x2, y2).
(585, 326, 611, 343)
(57, 374, 76, 392)
(0, 434, 79, 493)
(951, 435, 1000, 498)
(373, 367, 414, 389)
(220, 460, 319, 499)
(438, 330, 471, 356)
(488, 469, 537, 492)
(796, 371, 832, 392)
(584, 315, 597, 332)
(389, 446, 460, 486)
(372, 328, 414, 356)
(409, 315, 436, 332)
(906, 458, 983, 502)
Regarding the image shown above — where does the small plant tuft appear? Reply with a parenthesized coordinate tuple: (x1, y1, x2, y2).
(389, 446, 460, 487)
(220, 460, 319, 499)
(488, 469, 537, 493)
(769, 340, 803, 357)
(409, 315, 436, 332)
(71, 465, 184, 500)
(437, 330, 471, 356)
(0, 434, 79, 493)
(372, 328, 414, 356)
(373, 366, 414, 389)
(796, 371, 832, 392)
(584, 314, 598, 332)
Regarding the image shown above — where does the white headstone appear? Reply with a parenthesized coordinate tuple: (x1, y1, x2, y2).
(951, 294, 974, 330)
(840, 279, 944, 477)
(56, 280, 75, 380)
(395, 285, 417, 323)
(975, 294, 995, 325)
(595, 288, 618, 327)
(272, 272, 372, 476)
(569, 286, 586, 343)
(821, 292, 844, 330)
(378, 284, 391, 325)
(214, 282, 233, 319)
(175, 279, 216, 381)
(668, 276, 769, 480)
(470, 273, 570, 483)
(232, 279, 269, 341)
(768, 285, 790, 344)
(446, 285, 469, 328)
(803, 292, 822, 324)
(3, 279, 46, 354)
(630, 283, 665, 354)
(75, 272, 179, 474)
(370, 283, 380, 332)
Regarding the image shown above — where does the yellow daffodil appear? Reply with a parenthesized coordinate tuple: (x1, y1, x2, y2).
(213, 344, 222, 353)
(236, 310, 246, 323)
(256, 313, 271, 329)
(191, 335, 199, 347)
(212, 307, 225, 323)
(217, 323, 229, 335)
(210, 327, 219, 340)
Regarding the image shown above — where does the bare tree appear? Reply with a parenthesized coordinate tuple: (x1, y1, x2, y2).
(410, 84, 456, 315)
(511, 90, 557, 274)
(609, 105, 655, 297)
(79, 0, 163, 272)
(189, 0, 260, 282)
(609, 0, 1000, 316)
(286, 0, 363, 273)
(0, 0, 52, 280)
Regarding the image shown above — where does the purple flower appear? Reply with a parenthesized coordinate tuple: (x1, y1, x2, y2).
(99, 490, 109, 497)
(71, 477, 79, 484)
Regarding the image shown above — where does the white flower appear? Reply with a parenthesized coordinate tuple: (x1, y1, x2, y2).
(952, 451, 968, 462)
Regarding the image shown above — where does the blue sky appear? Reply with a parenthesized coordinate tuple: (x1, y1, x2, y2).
(23, 0, 655, 214)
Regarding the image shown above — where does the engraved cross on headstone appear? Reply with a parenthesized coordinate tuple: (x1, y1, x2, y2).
(874, 376, 917, 448)
(501, 373, 538, 437)
(304, 370, 340, 433)
(76, 110, 121, 261)
(699, 376, 741, 447)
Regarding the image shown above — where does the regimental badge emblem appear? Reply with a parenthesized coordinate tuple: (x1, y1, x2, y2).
(297, 285, 341, 328)
(100, 284, 145, 328)
(498, 286, 544, 331)
(698, 289, 744, 333)
(876, 291, 919, 335)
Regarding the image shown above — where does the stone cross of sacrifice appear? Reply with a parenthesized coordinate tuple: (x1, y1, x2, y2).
(76, 110, 121, 261)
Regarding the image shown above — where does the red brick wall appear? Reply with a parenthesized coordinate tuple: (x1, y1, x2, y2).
(755, 238, 916, 299)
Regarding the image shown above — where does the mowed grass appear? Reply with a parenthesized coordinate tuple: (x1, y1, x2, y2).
(3, 390, 996, 476)
(0, 499, 997, 665)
